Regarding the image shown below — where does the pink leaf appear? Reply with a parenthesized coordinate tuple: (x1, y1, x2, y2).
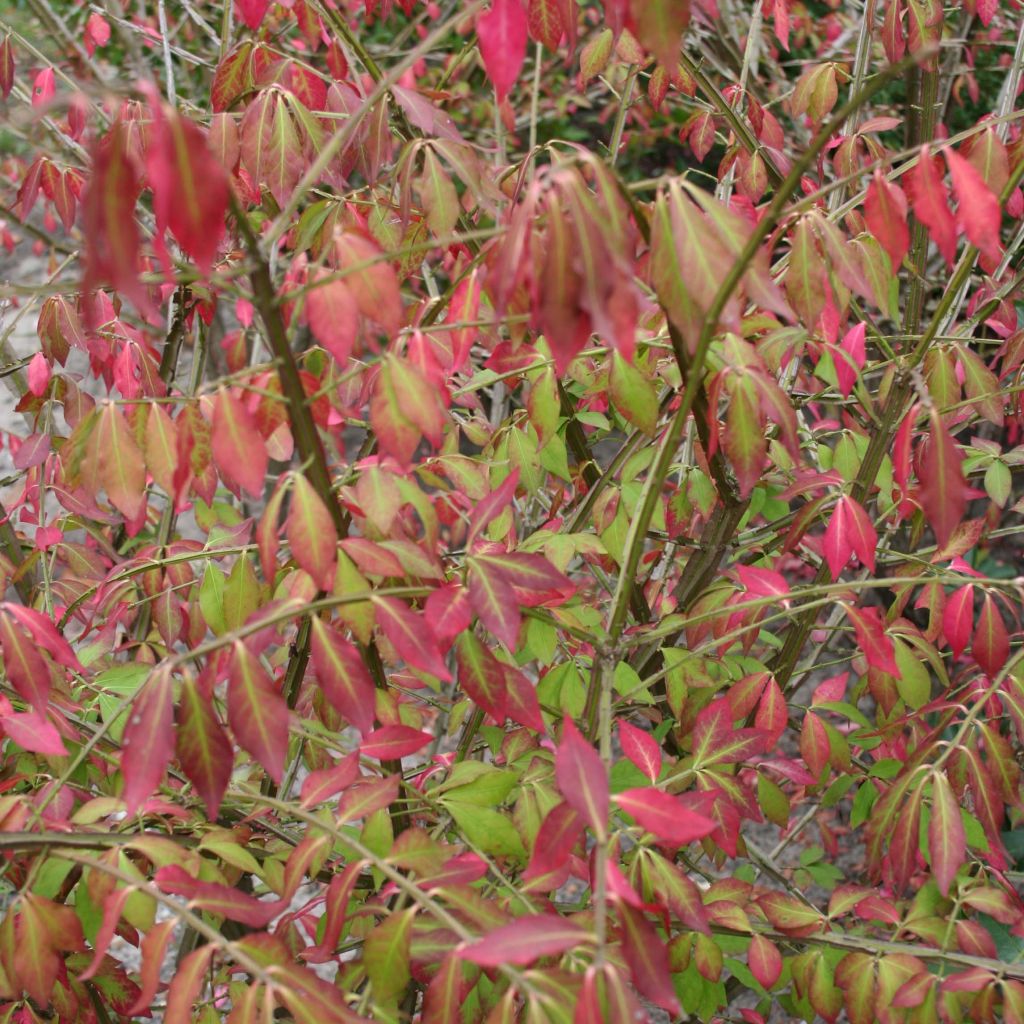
(748, 933, 783, 989)
(478, 0, 528, 102)
(840, 495, 877, 572)
(211, 389, 268, 499)
(911, 145, 957, 266)
(973, 594, 1009, 677)
(155, 865, 284, 927)
(844, 604, 899, 675)
(617, 901, 682, 1014)
(300, 753, 360, 808)
(236, 0, 270, 29)
(32, 67, 55, 108)
(286, 474, 337, 588)
(614, 788, 717, 845)
(555, 718, 608, 841)
(523, 802, 584, 880)
(228, 641, 290, 784)
(360, 725, 433, 760)
(459, 914, 589, 967)
(833, 322, 866, 398)
(373, 596, 452, 681)
(943, 584, 974, 660)
(617, 721, 662, 782)
(306, 273, 359, 366)
(2, 712, 66, 756)
(27, 353, 50, 397)
(424, 585, 472, 650)
(121, 667, 176, 813)
(309, 618, 377, 735)
(945, 148, 1002, 261)
(929, 772, 965, 897)
(735, 564, 790, 600)
(919, 411, 966, 548)
(864, 170, 910, 270)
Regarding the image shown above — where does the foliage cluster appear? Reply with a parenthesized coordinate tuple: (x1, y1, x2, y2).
(1, 0, 1024, 1021)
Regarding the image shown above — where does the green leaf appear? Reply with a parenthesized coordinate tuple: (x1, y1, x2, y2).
(444, 801, 526, 859)
(364, 907, 415, 1004)
(609, 352, 658, 435)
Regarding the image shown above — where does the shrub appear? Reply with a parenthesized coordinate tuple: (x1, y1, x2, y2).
(0, 0, 1023, 1021)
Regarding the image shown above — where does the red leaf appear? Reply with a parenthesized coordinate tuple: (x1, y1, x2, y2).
(424, 586, 472, 650)
(617, 902, 681, 1014)
(176, 675, 233, 818)
(736, 564, 790, 600)
(121, 666, 175, 813)
(471, 550, 575, 605)
(688, 111, 716, 162)
(238, 89, 306, 207)
(691, 698, 768, 766)
(614, 788, 717, 845)
(124, 920, 176, 1015)
(147, 106, 228, 275)
(467, 469, 520, 544)
(236, 0, 270, 29)
(527, 0, 565, 50)
(834, 322, 867, 398)
(0, 612, 51, 708)
(228, 641, 290, 784)
(503, 665, 546, 734)
(300, 752, 360, 808)
(943, 584, 974, 659)
(85, 403, 147, 521)
(555, 718, 609, 841)
(823, 495, 877, 577)
(287, 474, 337, 588)
(369, 355, 446, 465)
(459, 914, 589, 967)
(332, 232, 403, 334)
(310, 618, 377, 734)
(81, 123, 152, 317)
(477, 0, 528, 102)
(748, 933, 783, 989)
(754, 677, 788, 742)
(307, 273, 359, 366)
(373, 596, 451, 681)
(31, 67, 54, 108)
(337, 775, 400, 824)
(468, 559, 521, 648)
(919, 411, 966, 547)
(929, 772, 965, 896)
(304, 861, 364, 963)
(911, 145, 957, 266)
(455, 631, 544, 731)
(155, 865, 284, 927)
(361, 725, 433, 760)
(523, 802, 583, 880)
(165, 949, 220, 1024)
(945, 147, 1002, 261)
(844, 604, 899, 675)
(618, 720, 661, 782)
(2, 712, 66, 756)
(211, 389, 269, 499)
(973, 593, 1009, 677)
(864, 170, 910, 270)
(800, 711, 831, 778)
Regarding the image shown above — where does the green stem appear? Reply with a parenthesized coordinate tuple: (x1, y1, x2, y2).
(606, 54, 918, 646)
